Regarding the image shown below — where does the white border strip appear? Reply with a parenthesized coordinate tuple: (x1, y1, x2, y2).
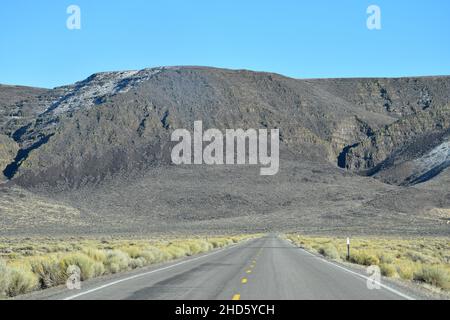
(63, 240, 250, 300)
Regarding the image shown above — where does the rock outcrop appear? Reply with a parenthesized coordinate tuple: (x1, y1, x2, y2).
(340, 105, 450, 184)
(0, 134, 18, 182)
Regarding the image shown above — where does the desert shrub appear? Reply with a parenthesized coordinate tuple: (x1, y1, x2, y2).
(209, 240, 220, 249)
(396, 261, 418, 280)
(122, 245, 177, 265)
(7, 253, 21, 260)
(173, 243, 192, 256)
(199, 240, 214, 252)
(405, 251, 439, 264)
(165, 245, 187, 259)
(52, 244, 72, 253)
(129, 257, 146, 269)
(350, 251, 380, 266)
(189, 240, 213, 254)
(82, 248, 106, 262)
(378, 253, 395, 264)
(105, 250, 130, 274)
(442, 253, 450, 264)
(7, 266, 38, 297)
(0, 260, 11, 297)
(414, 265, 450, 289)
(138, 248, 163, 264)
(210, 239, 232, 248)
(379, 264, 397, 277)
(59, 253, 97, 281)
(120, 246, 142, 259)
(154, 249, 168, 263)
(93, 262, 105, 277)
(29, 257, 65, 289)
(231, 237, 240, 243)
(318, 245, 340, 260)
(186, 242, 204, 255)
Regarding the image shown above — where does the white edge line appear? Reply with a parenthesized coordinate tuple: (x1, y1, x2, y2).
(62, 240, 251, 300)
(286, 241, 415, 300)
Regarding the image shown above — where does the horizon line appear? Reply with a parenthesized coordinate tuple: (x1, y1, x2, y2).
(1, 65, 450, 90)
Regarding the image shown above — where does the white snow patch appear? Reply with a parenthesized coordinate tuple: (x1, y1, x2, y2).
(412, 140, 450, 175)
(44, 67, 170, 115)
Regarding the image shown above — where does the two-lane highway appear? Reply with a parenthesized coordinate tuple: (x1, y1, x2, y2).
(39, 235, 415, 300)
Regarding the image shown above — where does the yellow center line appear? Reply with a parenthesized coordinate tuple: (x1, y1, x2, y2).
(241, 278, 248, 284)
(232, 294, 241, 300)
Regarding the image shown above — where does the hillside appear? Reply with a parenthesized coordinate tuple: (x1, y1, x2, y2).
(0, 67, 449, 236)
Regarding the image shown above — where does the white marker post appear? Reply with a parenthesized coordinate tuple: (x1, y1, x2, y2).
(346, 237, 350, 261)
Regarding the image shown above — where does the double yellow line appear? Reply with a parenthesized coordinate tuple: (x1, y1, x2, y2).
(231, 249, 263, 300)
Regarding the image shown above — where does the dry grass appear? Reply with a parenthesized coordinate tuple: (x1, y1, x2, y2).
(0, 187, 87, 233)
(0, 235, 256, 298)
(0, 260, 10, 297)
(286, 235, 450, 291)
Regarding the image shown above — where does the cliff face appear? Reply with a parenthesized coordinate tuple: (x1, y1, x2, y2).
(309, 77, 450, 117)
(0, 134, 18, 182)
(332, 116, 374, 165)
(341, 105, 450, 185)
(0, 85, 55, 136)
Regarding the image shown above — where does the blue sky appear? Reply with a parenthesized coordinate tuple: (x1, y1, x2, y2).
(0, 0, 449, 88)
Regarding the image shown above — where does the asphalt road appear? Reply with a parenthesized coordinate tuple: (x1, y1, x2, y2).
(42, 235, 416, 300)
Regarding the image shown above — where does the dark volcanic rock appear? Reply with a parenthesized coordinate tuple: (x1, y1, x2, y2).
(1, 67, 450, 236)
(1, 68, 450, 188)
(342, 105, 450, 185)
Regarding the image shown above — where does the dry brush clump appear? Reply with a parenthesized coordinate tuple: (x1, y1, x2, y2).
(318, 244, 340, 260)
(28, 256, 66, 289)
(5, 265, 39, 297)
(0, 259, 10, 298)
(286, 235, 450, 291)
(0, 259, 39, 298)
(0, 235, 256, 298)
(414, 265, 450, 289)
